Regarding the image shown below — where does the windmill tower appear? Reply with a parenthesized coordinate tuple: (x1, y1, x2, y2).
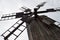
(0, 2, 60, 40)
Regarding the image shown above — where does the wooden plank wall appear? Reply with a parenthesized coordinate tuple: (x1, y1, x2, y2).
(27, 15, 60, 40)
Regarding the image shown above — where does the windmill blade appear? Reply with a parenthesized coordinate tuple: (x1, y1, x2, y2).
(0, 6, 31, 21)
(0, 13, 16, 21)
(1, 14, 32, 40)
(26, 8, 60, 18)
(37, 8, 60, 14)
(35, 2, 46, 10)
(1, 18, 27, 40)
(0, 12, 24, 21)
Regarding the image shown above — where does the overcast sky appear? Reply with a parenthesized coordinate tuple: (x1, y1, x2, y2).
(0, 0, 60, 40)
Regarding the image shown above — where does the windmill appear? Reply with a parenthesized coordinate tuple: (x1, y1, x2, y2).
(0, 2, 60, 40)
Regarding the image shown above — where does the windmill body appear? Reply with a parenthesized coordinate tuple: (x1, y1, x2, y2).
(27, 15, 60, 40)
(0, 2, 60, 40)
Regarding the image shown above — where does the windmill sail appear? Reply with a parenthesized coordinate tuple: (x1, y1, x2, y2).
(0, 13, 16, 21)
(36, 2, 46, 10)
(0, 12, 24, 21)
(1, 19, 27, 40)
(37, 8, 60, 14)
(0, 7, 31, 21)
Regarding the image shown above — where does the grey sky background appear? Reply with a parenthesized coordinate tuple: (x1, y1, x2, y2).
(0, 0, 60, 40)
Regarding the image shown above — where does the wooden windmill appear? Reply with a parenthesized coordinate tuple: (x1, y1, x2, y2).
(0, 2, 60, 40)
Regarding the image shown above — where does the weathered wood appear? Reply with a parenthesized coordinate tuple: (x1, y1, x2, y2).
(27, 15, 60, 40)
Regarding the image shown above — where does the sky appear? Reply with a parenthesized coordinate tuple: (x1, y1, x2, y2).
(0, 0, 60, 40)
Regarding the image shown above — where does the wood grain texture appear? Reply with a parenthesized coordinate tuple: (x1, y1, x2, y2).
(27, 15, 60, 40)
